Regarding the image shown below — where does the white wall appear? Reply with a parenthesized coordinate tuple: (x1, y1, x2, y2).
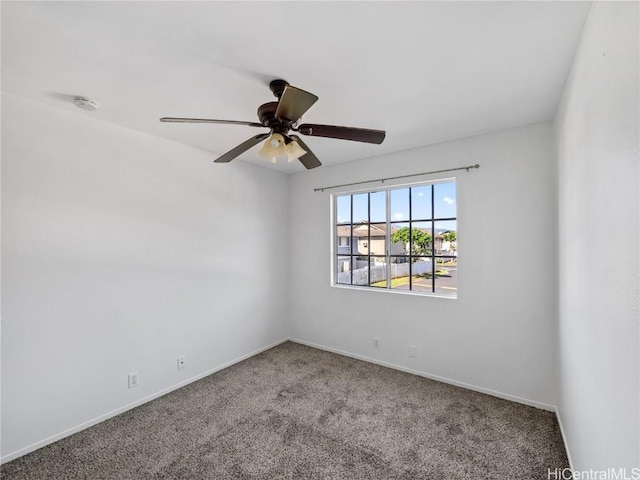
(288, 123, 558, 408)
(0, 93, 289, 461)
(554, 2, 639, 470)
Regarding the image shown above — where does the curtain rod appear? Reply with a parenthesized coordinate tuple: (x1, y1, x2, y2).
(313, 164, 480, 192)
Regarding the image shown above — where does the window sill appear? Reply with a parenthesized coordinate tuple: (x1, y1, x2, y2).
(330, 283, 457, 299)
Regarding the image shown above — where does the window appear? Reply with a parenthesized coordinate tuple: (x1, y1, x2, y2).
(334, 180, 457, 297)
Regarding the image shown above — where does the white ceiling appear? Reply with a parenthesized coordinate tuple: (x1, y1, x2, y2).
(1, 1, 591, 174)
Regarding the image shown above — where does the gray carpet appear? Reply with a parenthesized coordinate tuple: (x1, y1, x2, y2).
(1, 342, 569, 479)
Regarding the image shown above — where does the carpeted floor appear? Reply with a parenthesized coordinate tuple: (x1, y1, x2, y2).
(1, 342, 569, 479)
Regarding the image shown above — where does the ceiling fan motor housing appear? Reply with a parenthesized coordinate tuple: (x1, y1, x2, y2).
(257, 101, 289, 135)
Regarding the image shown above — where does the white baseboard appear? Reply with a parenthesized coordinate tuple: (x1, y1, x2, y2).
(1, 338, 289, 465)
(289, 338, 556, 412)
(554, 407, 574, 470)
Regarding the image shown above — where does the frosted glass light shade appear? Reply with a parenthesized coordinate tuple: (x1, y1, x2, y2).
(285, 140, 307, 162)
(258, 133, 286, 163)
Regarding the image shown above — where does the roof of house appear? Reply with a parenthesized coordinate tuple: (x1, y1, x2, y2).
(337, 224, 447, 239)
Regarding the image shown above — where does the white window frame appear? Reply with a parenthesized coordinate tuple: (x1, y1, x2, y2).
(331, 178, 457, 298)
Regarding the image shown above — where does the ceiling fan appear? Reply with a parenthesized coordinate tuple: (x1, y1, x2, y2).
(160, 80, 386, 169)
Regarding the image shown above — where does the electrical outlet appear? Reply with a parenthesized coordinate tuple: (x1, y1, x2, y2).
(409, 345, 417, 358)
(128, 372, 138, 389)
(177, 355, 186, 370)
(374, 337, 380, 350)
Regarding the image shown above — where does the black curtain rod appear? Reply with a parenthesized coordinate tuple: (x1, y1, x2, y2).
(313, 164, 480, 192)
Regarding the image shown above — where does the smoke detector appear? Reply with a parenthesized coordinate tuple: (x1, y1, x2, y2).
(73, 97, 98, 111)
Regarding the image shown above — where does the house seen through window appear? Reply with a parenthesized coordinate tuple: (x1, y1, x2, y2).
(334, 180, 457, 297)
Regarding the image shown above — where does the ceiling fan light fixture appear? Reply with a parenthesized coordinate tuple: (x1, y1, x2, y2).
(285, 139, 307, 163)
(258, 133, 286, 162)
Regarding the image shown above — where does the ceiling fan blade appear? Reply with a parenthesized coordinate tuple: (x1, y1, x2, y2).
(275, 85, 318, 123)
(214, 133, 270, 163)
(297, 124, 386, 144)
(160, 117, 264, 128)
(290, 135, 322, 170)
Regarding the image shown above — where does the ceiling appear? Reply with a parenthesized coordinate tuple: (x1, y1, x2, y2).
(1, 2, 591, 174)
